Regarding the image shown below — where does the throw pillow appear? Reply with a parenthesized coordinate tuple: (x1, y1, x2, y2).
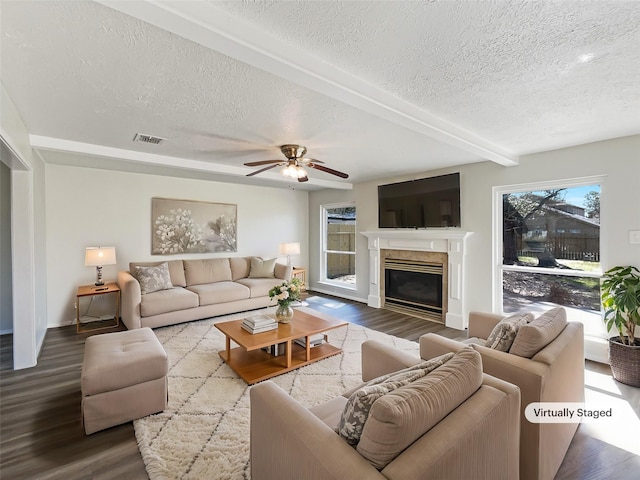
(484, 312, 533, 352)
(335, 353, 454, 446)
(509, 307, 567, 358)
(356, 348, 483, 469)
(135, 262, 173, 295)
(130, 260, 186, 287)
(249, 257, 277, 278)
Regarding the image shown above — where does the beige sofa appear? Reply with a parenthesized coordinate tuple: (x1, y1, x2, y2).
(250, 342, 521, 480)
(419, 308, 584, 480)
(117, 257, 292, 330)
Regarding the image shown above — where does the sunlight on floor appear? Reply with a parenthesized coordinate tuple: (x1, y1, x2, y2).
(585, 368, 623, 396)
(583, 368, 640, 456)
(305, 296, 346, 309)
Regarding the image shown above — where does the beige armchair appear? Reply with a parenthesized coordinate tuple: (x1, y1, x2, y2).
(420, 308, 584, 480)
(250, 342, 520, 480)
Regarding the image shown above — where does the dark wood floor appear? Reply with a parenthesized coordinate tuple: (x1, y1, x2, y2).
(1, 293, 638, 479)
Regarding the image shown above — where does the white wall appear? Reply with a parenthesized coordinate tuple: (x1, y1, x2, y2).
(309, 135, 640, 315)
(45, 165, 309, 327)
(1, 83, 48, 369)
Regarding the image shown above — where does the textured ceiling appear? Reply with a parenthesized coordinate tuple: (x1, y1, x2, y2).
(1, 0, 639, 190)
(212, 0, 640, 151)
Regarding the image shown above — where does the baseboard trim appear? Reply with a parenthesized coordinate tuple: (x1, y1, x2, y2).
(309, 287, 367, 304)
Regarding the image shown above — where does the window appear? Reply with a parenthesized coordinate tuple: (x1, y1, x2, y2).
(321, 203, 356, 288)
(496, 179, 603, 324)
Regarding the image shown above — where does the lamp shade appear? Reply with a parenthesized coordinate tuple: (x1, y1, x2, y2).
(279, 242, 300, 256)
(84, 247, 117, 266)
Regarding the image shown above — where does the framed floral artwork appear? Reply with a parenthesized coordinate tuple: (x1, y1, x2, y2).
(151, 198, 237, 254)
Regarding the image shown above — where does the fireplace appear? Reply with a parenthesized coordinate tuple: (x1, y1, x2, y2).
(384, 258, 444, 322)
(361, 230, 472, 330)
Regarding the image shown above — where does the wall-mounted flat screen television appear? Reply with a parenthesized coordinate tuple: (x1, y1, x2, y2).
(378, 173, 461, 228)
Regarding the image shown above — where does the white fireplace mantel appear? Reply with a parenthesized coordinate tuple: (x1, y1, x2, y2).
(361, 230, 473, 330)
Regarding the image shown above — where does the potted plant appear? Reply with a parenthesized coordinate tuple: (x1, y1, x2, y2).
(601, 265, 640, 387)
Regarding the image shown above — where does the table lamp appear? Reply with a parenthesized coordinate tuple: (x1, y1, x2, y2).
(85, 246, 117, 286)
(279, 242, 300, 266)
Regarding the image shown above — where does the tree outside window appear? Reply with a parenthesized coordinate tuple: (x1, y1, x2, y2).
(501, 184, 601, 313)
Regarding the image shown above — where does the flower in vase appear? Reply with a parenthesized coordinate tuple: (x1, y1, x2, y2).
(269, 277, 303, 307)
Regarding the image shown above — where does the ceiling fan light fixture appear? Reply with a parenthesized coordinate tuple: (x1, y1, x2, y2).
(296, 166, 307, 178)
(281, 163, 307, 179)
(282, 165, 296, 178)
(245, 144, 348, 181)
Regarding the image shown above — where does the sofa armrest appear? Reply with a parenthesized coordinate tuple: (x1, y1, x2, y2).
(472, 344, 549, 409)
(117, 270, 142, 330)
(250, 381, 382, 480)
(468, 311, 504, 339)
(274, 263, 293, 281)
(361, 340, 422, 382)
(419, 333, 469, 361)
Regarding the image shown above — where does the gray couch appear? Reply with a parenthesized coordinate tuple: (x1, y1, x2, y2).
(250, 342, 521, 480)
(117, 257, 292, 330)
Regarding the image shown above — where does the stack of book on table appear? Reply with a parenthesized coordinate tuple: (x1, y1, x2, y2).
(242, 314, 277, 334)
(294, 334, 325, 348)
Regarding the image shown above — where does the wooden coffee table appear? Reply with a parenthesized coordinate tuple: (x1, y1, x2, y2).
(215, 307, 348, 384)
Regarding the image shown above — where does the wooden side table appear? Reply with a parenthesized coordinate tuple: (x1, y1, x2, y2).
(76, 282, 120, 333)
(292, 268, 306, 290)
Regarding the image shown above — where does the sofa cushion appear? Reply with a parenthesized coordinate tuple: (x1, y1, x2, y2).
(140, 287, 199, 317)
(309, 396, 349, 430)
(356, 348, 483, 469)
(509, 307, 567, 358)
(484, 312, 533, 352)
(186, 281, 250, 306)
(230, 257, 251, 281)
(249, 257, 277, 278)
(236, 277, 286, 298)
(335, 353, 454, 447)
(130, 260, 186, 287)
(183, 258, 232, 286)
(134, 263, 174, 295)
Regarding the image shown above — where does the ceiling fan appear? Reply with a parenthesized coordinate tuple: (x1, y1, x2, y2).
(244, 144, 349, 182)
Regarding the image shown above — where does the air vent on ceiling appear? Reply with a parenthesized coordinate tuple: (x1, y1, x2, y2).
(133, 133, 166, 145)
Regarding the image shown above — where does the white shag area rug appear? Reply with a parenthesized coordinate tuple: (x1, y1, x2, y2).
(134, 306, 420, 480)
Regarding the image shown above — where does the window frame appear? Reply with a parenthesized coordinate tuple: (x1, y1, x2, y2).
(492, 175, 606, 313)
(320, 201, 357, 290)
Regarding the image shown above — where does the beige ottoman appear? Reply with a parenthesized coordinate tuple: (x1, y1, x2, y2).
(81, 327, 168, 435)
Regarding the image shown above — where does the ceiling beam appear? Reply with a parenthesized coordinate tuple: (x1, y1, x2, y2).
(96, 0, 519, 167)
(29, 135, 353, 190)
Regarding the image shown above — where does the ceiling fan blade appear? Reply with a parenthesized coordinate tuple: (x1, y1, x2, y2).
(246, 164, 281, 176)
(309, 163, 349, 179)
(298, 175, 309, 183)
(299, 157, 324, 164)
(244, 160, 283, 167)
